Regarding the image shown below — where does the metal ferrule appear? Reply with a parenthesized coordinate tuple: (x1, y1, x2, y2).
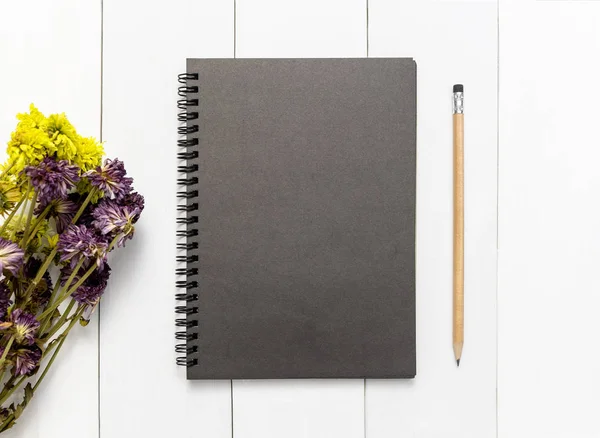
(453, 92, 464, 114)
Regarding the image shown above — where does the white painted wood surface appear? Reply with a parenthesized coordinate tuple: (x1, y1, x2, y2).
(0, 1, 101, 437)
(498, 1, 600, 437)
(99, 1, 234, 438)
(9, 0, 600, 437)
(367, 1, 498, 437)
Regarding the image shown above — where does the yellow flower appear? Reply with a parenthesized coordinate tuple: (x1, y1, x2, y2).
(46, 234, 59, 250)
(74, 136, 104, 172)
(5, 104, 57, 174)
(16, 104, 47, 131)
(47, 113, 80, 162)
(6, 126, 56, 173)
(0, 181, 21, 216)
(3, 104, 106, 177)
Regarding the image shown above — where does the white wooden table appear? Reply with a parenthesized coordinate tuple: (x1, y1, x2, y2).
(1, 1, 599, 437)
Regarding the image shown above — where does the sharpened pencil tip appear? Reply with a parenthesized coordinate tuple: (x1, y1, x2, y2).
(456, 359, 460, 367)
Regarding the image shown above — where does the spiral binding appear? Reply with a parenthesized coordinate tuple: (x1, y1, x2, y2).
(176, 72, 200, 368)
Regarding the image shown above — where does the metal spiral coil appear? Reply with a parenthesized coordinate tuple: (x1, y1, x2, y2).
(175, 332, 198, 341)
(176, 72, 199, 368)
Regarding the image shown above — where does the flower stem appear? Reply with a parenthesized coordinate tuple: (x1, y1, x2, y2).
(0, 337, 14, 371)
(20, 188, 37, 247)
(0, 306, 85, 431)
(10, 183, 32, 240)
(37, 273, 63, 336)
(0, 194, 27, 236)
(23, 203, 51, 247)
(0, 376, 25, 406)
(38, 261, 94, 321)
(33, 306, 84, 392)
(72, 187, 97, 224)
(0, 162, 15, 180)
(22, 247, 58, 299)
(0, 375, 16, 398)
(44, 300, 76, 339)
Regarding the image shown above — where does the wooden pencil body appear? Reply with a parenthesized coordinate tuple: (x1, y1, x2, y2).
(453, 113, 464, 361)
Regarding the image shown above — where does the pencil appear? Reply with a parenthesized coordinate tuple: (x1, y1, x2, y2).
(452, 84, 464, 367)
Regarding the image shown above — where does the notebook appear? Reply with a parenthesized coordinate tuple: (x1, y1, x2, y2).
(176, 58, 417, 379)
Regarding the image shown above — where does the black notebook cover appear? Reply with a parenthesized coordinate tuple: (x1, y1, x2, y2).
(176, 58, 416, 379)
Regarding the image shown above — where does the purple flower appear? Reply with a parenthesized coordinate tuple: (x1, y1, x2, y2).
(24, 158, 80, 207)
(67, 192, 95, 227)
(24, 258, 52, 307)
(36, 198, 78, 233)
(13, 346, 42, 376)
(11, 309, 39, 345)
(120, 192, 145, 223)
(71, 264, 111, 306)
(92, 198, 141, 247)
(0, 284, 12, 320)
(84, 158, 133, 200)
(57, 225, 108, 268)
(0, 238, 24, 278)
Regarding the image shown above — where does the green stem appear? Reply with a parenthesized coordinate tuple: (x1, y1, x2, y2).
(0, 414, 14, 432)
(41, 337, 61, 360)
(10, 184, 32, 240)
(38, 261, 95, 321)
(0, 375, 16, 398)
(22, 247, 58, 299)
(0, 376, 25, 406)
(46, 273, 63, 307)
(72, 188, 96, 224)
(0, 195, 26, 236)
(24, 204, 51, 247)
(0, 162, 15, 180)
(37, 273, 63, 337)
(20, 188, 37, 247)
(0, 337, 14, 370)
(0, 306, 85, 430)
(33, 307, 84, 392)
(56, 258, 84, 301)
(44, 300, 76, 339)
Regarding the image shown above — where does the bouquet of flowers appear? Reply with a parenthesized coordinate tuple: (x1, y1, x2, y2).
(0, 105, 144, 432)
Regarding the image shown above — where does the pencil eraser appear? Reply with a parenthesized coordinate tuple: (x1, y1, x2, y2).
(453, 84, 464, 93)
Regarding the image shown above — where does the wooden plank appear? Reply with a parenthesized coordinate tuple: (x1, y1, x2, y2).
(366, 1, 497, 437)
(233, 1, 366, 438)
(100, 1, 234, 437)
(498, 1, 600, 437)
(0, 1, 101, 437)
(236, 0, 367, 58)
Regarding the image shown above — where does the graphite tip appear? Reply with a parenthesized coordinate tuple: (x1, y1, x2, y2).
(456, 359, 460, 367)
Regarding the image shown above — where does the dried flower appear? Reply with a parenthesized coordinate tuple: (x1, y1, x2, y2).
(57, 225, 108, 268)
(71, 264, 111, 306)
(5, 105, 56, 173)
(0, 181, 21, 217)
(25, 158, 80, 207)
(11, 309, 39, 345)
(0, 238, 24, 278)
(120, 192, 145, 222)
(85, 158, 133, 200)
(74, 136, 104, 172)
(13, 346, 42, 376)
(0, 284, 12, 320)
(37, 198, 78, 233)
(67, 192, 96, 226)
(92, 198, 141, 247)
(23, 258, 52, 308)
(0, 104, 144, 432)
(47, 114, 79, 162)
